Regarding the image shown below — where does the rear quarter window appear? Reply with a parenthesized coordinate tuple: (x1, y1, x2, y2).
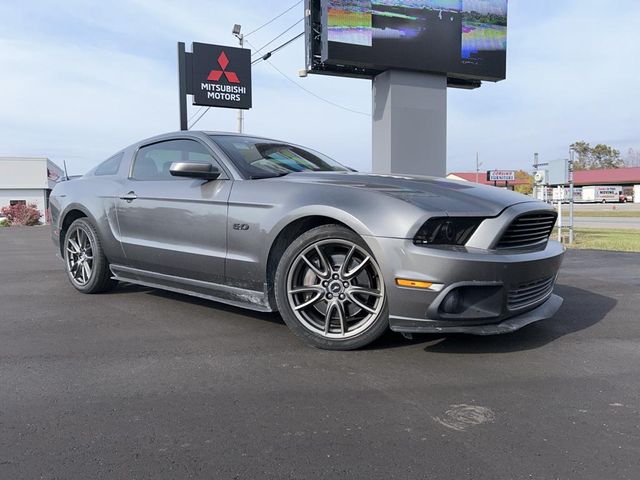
(95, 152, 124, 176)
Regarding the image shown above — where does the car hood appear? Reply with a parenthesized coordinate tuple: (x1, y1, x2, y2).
(279, 171, 537, 216)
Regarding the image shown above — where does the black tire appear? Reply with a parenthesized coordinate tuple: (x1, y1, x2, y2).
(275, 224, 388, 350)
(63, 218, 117, 294)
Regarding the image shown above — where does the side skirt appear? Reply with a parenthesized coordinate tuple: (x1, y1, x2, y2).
(109, 264, 274, 313)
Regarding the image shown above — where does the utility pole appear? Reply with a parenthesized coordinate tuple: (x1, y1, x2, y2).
(475, 152, 483, 184)
(233, 24, 244, 134)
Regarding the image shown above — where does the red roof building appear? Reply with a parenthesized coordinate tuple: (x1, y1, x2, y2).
(572, 167, 640, 187)
(448, 168, 640, 188)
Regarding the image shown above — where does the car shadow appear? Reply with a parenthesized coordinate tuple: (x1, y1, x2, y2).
(107, 282, 614, 352)
(413, 284, 616, 354)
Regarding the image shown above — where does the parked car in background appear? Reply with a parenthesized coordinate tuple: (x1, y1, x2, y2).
(49, 131, 565, 350)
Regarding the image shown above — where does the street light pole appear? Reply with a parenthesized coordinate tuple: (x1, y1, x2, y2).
(233, 24, 244, 134)
(568, 149, 575, 244)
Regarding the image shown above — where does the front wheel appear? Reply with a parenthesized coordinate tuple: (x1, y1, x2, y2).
(275, 225, 388, 350)
(63, 218, 117, 294)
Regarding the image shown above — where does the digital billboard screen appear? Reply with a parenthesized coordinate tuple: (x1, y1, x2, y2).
(316, 0, 507, 81)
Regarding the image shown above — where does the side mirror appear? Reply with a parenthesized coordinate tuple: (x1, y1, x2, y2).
(169, 162, 221, 180)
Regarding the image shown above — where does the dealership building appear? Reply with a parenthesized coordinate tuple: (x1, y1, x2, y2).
(0, 157, 64, 222)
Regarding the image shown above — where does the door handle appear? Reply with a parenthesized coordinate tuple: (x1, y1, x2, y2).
(120, 191, 137, 202)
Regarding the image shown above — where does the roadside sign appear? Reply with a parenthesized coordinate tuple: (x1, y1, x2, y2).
(177, 41, 253, 130)
(191, 43, 252, 110)
(487, 170, 516, 182)
(548, 158, 569, 186)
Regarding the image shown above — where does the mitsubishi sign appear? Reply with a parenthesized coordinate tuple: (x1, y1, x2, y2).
(191, 43, 252, 110)
(177, 41, 252, 130)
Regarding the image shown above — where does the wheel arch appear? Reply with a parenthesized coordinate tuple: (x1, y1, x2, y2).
(58, 206, 94, 256)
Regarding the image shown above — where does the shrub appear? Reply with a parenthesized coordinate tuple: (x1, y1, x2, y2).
(0, 203, 42, 226)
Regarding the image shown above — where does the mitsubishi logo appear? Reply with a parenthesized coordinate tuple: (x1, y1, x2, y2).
(207, 51, 240, 84)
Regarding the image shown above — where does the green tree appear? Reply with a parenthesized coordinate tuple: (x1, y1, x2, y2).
(625, 148, 640, 167)
(570, 141, 592, 170)
(570, 141, 623, 170)
(591, 144, 623, 169)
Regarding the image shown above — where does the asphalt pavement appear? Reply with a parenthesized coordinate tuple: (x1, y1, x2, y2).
(1, 227, 639, 480)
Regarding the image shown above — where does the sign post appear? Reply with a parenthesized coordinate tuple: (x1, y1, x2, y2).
(372, 70, 447, 177)
(177, 42, 252, 131)
(177, 42, 188, 131)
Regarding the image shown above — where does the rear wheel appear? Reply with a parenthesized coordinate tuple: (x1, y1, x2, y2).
(275, 225, 388, 350)
(63, 218, 117, 293)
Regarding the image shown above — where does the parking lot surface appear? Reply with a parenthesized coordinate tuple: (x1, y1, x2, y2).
(1, 227, 639, 479)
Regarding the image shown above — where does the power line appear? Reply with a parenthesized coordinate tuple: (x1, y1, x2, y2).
(188, 106, 205, 124)
(189, 22, 367, 130)
(191, 55, 370, 130)
(244, 0, 303, 38)
(189, 106, 210, 129)
(249, 33, 303, 65)
(251, 18, 303, 58)
(263, 60, 371, 117)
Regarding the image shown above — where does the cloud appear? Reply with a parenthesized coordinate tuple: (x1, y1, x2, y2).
(447, 0, 640, 171)
(0, 0, 638, 175)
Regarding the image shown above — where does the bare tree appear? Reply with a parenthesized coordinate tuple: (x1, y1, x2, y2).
(625, 148, 640, 167)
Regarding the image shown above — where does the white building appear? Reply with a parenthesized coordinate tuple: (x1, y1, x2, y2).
(0, 157, 65, 223)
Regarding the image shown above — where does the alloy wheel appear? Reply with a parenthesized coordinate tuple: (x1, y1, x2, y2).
(286, 239, 385, 339)
(65, 226, 94, 286)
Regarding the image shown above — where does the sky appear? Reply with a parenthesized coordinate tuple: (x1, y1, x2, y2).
(0, 0, 639, 175)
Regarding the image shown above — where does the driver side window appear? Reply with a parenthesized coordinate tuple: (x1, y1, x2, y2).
(131, 139, 217, 181)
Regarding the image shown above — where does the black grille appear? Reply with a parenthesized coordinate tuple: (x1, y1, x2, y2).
(508, 275, 555, 310)
(496, 212, 557, 249)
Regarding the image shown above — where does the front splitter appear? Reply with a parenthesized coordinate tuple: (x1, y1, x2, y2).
(389, 294, 564, 336)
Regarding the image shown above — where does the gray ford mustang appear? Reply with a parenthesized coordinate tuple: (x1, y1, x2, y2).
(50, 131, 565, 350)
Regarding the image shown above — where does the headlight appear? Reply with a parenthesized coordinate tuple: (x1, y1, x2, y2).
(413, 217, 484, 246)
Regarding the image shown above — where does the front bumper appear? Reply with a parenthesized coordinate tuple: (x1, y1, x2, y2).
(364, 236, 565, 335)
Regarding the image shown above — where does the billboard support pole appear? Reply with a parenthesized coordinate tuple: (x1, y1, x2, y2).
(372, 70, 447, 177)
(177, 42, 188, 131)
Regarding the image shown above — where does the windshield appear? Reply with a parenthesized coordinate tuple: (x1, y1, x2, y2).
(210, 135, 350, 179)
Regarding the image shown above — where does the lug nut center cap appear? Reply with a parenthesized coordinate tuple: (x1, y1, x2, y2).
(328, 281, 343, 295)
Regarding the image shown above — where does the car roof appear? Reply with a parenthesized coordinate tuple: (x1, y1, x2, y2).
(133, 130, 289, 147)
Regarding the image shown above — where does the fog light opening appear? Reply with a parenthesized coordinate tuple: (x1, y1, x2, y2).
(441, 290, 465, 314)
